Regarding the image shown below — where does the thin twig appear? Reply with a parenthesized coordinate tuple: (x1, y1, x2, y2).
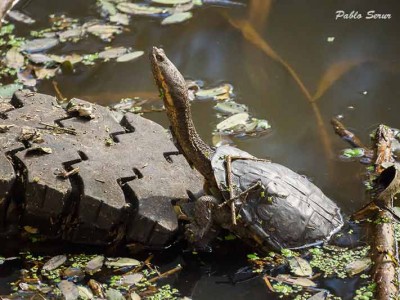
(52, 80, 67, 103)
(56, 167, 79, 179)
(129, 265, 182, 293)
(226, 155, 236, 225)
(218, 181, 262, 209)
(39, 122, 77, 135)
(263, 275, 274, 292)
(147, 265, 182, 283)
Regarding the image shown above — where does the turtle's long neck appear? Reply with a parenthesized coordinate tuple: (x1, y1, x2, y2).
(150, 48, 215, 181)
(167, 92, 215, 181)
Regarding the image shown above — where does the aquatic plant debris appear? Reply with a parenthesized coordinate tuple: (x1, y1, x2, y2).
(0, 0, 243, 91)
(4, 252, 183, 299)
(247, 243, 372, 298)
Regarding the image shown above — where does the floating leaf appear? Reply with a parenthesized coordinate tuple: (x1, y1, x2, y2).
(34, 67, 58, 80)
(7, 10, 35, 24)
(58, 280, 79, 300)
(276, 274, 316, 287)
(99, 47, 128, 60)
(122, 273, 143, 286)
(98, 0, 118, 16)
(216, 112, 249, 131)
(346, 257, 372, 276)
(21, 38, 59, 53)
(105, 257, 140, 267)
(87, 24, 122, 41)
(27, 53, 55, 64)
(195, 83, 232, 101)
(5, 47, 25, 70)
(43, 255, 67, 271)
(85, 255, 104, 274)
(288, 256, 312, 277)
(78, 286, 94, 300)
(0, 84, 22, 98)
(116, 51, 144, 62)
(117, 2, 166, 16)
(58, 27, 84, 42)
(342, 148, 365, 158)
(130, 292, 141, 300)
(255, 119, 271, 131)
(106, 288, 125, 300)
(161, 12, 192, 25)
(152, 0, 191, 5)
(49, 53, 82, 65)
(109, 13, 130, 25)
(214, 101, 248, 115)
(307, 291, 327, 300)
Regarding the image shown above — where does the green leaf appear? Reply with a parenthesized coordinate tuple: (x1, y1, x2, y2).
(342, 148, 365, 158)
(247, 253, 259, 260)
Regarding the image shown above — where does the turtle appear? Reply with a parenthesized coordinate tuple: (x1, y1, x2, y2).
(150, 47, 343, 251)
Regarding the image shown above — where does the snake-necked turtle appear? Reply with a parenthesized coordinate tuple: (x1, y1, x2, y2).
(150, 47, 343, 251)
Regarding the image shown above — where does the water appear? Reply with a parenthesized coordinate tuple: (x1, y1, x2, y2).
(2, 0, 400, 298)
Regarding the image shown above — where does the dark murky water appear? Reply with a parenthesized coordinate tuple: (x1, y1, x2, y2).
(2, 0, 400, 298)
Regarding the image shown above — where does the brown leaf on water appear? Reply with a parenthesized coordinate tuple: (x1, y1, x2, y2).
(312, 60, 365, 102)
(225, 16, 312, 102)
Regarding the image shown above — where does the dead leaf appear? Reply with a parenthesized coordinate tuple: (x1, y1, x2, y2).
(288, 256, 312, 277)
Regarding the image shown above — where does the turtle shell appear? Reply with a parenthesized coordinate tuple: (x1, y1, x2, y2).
(211, 145, 343, 249)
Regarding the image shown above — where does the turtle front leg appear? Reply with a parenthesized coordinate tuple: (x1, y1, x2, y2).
(185, 195, 219, 251)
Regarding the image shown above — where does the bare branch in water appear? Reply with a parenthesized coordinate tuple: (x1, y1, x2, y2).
(312, 60, 366, 102)
(225, 16, 313, 102)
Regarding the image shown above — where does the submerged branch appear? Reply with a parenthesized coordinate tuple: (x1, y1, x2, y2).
(331, 117, 368, 150)
(224, 16, 312, 101)
(332, 123, 399, 298)
(224, 15, 335, 162)
(372, 126, 398, 300)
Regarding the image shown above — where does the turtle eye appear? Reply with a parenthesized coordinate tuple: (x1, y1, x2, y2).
(156, 54, 164, 62)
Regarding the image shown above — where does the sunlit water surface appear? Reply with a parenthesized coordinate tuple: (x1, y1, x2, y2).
(2, 0, 400, 299)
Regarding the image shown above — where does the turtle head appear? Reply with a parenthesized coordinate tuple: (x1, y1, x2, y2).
(149, 47, 216, 182)
(150, 47, 188, 112)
